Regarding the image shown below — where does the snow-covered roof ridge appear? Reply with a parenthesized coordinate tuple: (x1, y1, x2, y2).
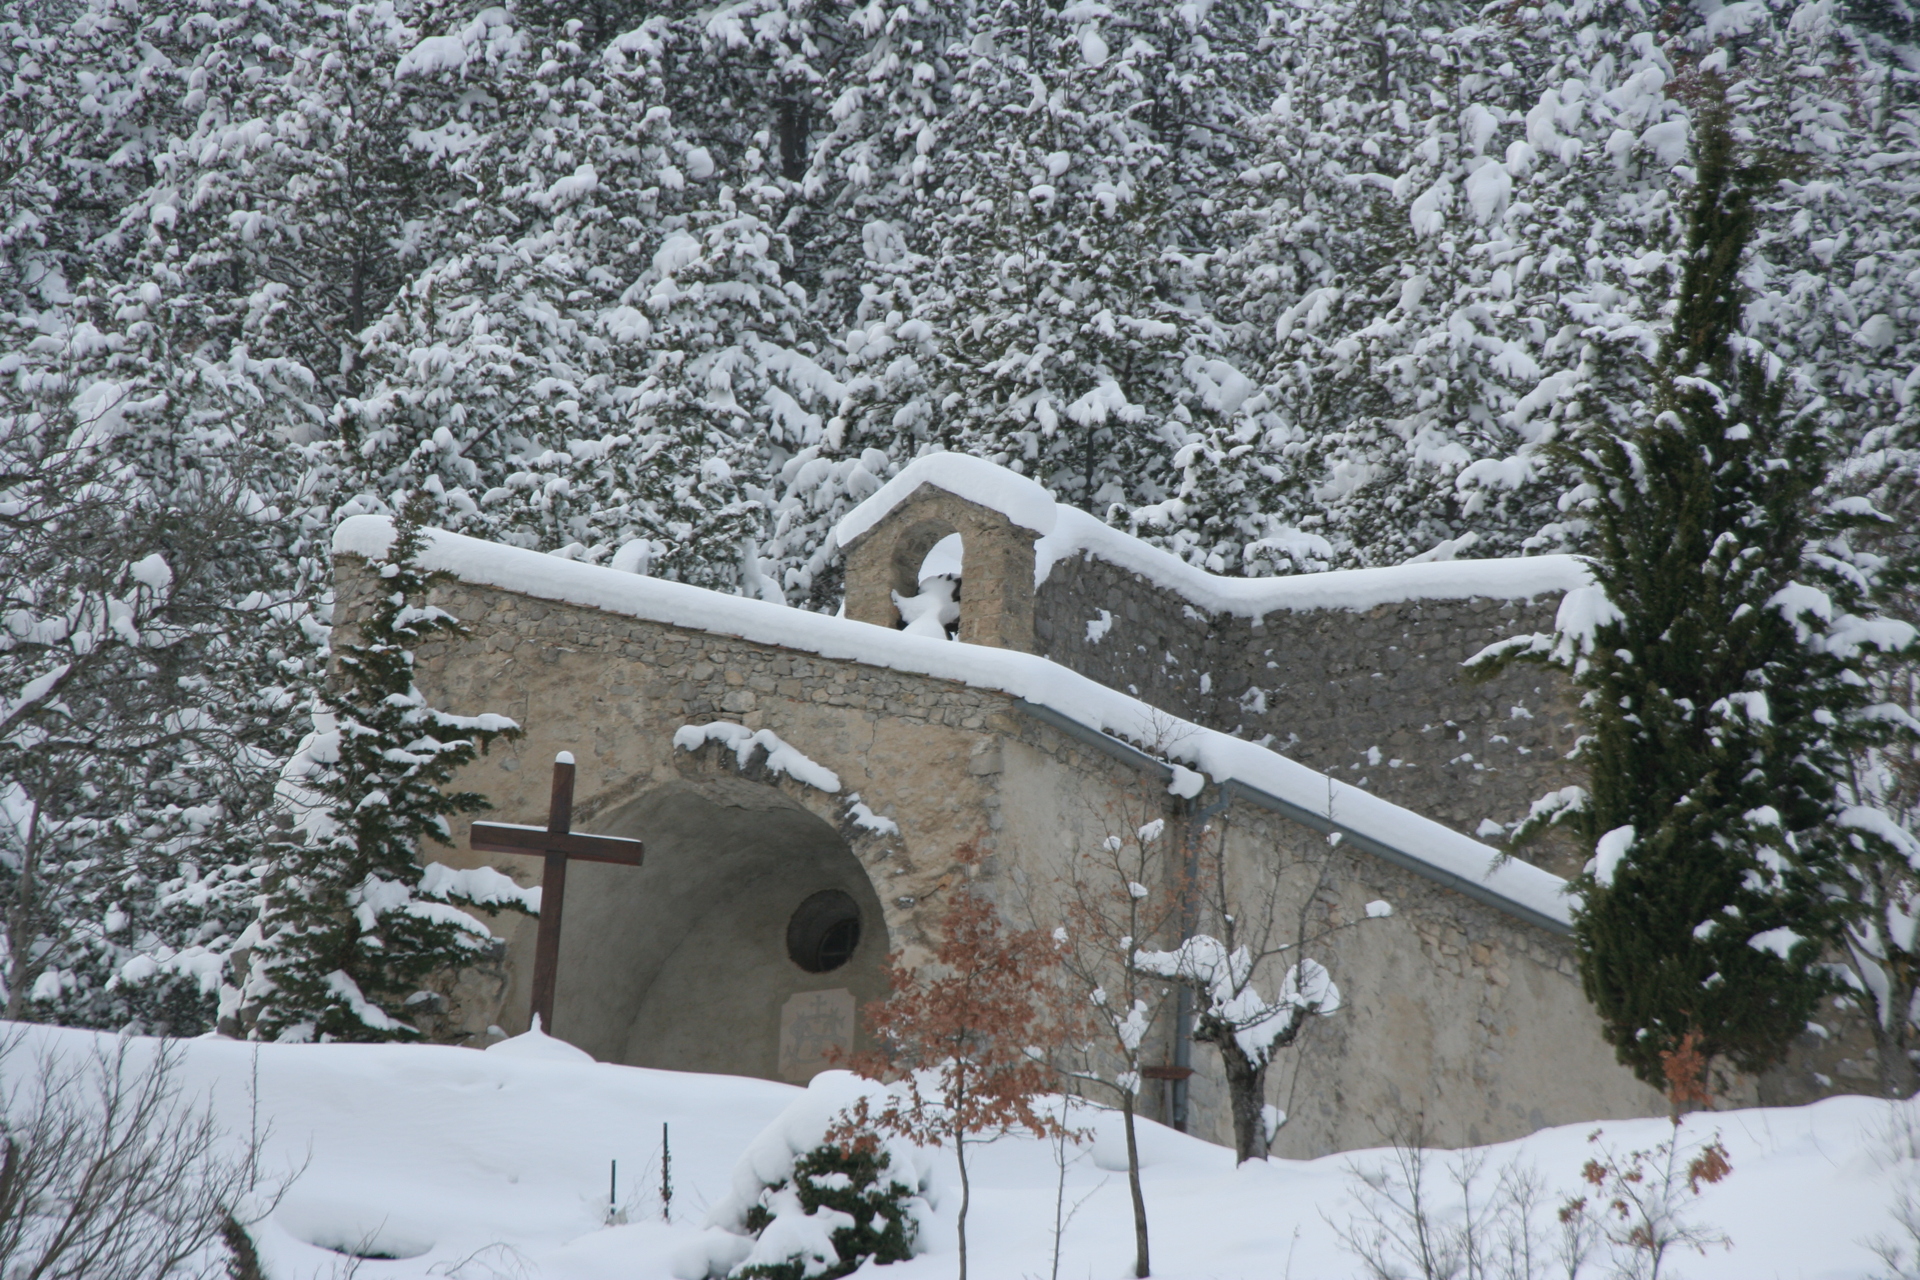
(835, 452, 1061, 543)
(832, 454, 1591, 618)
(333, 515, 1575, 930)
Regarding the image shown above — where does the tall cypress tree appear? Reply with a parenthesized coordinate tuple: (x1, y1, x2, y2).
(244, 496, 527, 1043)
(1476, 79, 1913, 1090)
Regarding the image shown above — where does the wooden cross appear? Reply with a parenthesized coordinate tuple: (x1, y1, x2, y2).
(469, 752, 644, 1035)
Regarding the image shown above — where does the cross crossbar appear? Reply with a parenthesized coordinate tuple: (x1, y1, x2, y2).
(469, 821, 644, 865)
(469, 753, 644, 1035)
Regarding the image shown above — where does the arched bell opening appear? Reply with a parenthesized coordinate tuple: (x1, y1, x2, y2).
(839, 483, 1038, 651)
(549, 773, 889, 1082)
(890, 521, 963, 640)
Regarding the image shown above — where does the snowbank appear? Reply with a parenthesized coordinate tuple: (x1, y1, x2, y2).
(1, 1022, 1906, 1279)
(335, 515, 1574, 928)
(831, 452, 1591, 616)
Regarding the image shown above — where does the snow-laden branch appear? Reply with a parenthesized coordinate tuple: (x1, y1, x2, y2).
(1134, 935, 1342, 1068)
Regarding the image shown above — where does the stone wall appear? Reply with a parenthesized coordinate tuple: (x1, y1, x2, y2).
(1034, 552, 1589, 877)
(837, 483, 1587, 878)
(334, 552, 1673, 1156)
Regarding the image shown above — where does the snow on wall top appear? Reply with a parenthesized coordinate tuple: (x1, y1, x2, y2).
(334, 515, 1575, 929)
(833, 454, 1589, 618)
(836, 453, 1062, 543)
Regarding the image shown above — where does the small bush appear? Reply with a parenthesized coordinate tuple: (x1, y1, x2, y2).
(733, 1141, 918, 1280)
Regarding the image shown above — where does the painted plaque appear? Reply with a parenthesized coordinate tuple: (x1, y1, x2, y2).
(778, 988, 855, 1083)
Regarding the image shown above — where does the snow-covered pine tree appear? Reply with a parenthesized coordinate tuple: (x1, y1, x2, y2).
(1734, 0, 1920, 1099)
(0, 286, 327, 1033)
(747, 1, 969, 610)
(199, 0, 448, 408)
(1208, 0, 1699, 569)
(890, 0, 1200, 517)
(606, 171, 836, 594)
(1830, 414, 1920, 1101)
(335, 9, 654, 552)
(797, 0, 962, 323)
(0, 0, 341, 1031)
(1838, 640, 1920, 1098)
(244, 495, 531, 1043)
(338, 10, 840, 593)
(1472, 81, 1917, 1089)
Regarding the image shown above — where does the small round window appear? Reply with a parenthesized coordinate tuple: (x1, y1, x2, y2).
(787, 889, 862, 974)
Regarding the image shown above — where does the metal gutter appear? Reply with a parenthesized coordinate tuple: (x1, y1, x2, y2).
(1012, 700, 1573, 937)
(1014, 699, 1175, 782)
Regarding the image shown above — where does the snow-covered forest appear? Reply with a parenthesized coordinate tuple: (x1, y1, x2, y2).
(0, 0, 1917, 1057)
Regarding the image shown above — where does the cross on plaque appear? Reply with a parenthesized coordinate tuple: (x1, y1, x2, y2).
(469, 752, 643, 1034)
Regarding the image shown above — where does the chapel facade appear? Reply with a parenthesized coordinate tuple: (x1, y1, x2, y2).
(332, 455, 1862, 1157)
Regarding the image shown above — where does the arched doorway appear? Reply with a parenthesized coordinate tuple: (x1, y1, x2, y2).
(549, 773, 889, 1082)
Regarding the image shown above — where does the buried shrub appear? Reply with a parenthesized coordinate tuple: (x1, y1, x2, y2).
(732, 1139, 921, 1280)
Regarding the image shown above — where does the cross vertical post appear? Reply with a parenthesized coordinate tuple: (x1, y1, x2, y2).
(529, 755, 575, 1032)
(470, 752, 644, 1036)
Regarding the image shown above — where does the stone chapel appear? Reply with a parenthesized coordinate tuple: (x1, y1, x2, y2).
(331, 454, 1859, 1158)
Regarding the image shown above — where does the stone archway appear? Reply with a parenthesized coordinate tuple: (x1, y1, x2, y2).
(549, 772, 889, 1082)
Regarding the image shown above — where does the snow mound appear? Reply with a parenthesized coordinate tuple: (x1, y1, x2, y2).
(0, 1023, 1908, 1280)
(278, 1195, 435, 1260)
(486, 1019, 595, 1061)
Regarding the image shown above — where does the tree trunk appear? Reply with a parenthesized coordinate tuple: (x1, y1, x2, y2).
(4, 800, 43, 1020)
(955, 1128, 971, 1280)
(777, 91, 809, 181)
(1871, 992, 1920, 1099)
(1220, 1044, 1270, 1163)
(1122, 1093, 1150, 1277)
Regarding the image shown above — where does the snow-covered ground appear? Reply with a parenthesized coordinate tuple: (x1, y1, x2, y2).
(4, 1021, 1908, 1279)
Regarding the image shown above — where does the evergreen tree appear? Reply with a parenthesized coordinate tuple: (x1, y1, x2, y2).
(0, 290, 326, 1033)
(1209, 0, 1690, 569)
(244, 496, 529, 1043)
(340, 10, 837, 592)
(0, 0, 1915, 1066)
(894, 0, 1202, 515)
(1473, 83, 1917, 1088)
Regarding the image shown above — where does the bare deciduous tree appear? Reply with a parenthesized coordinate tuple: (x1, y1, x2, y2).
(1338, 1125, 1585, 1280)
(1137, 787, 1389, 1163)
(838, 844, 1072, 1280)
(1047, 783, 1190, 1280)
(0, 1031, 294, 1280)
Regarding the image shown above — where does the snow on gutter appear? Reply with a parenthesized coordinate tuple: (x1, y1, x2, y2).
(833, 453, 1591, 618)
(335, 515, 1577, 932)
